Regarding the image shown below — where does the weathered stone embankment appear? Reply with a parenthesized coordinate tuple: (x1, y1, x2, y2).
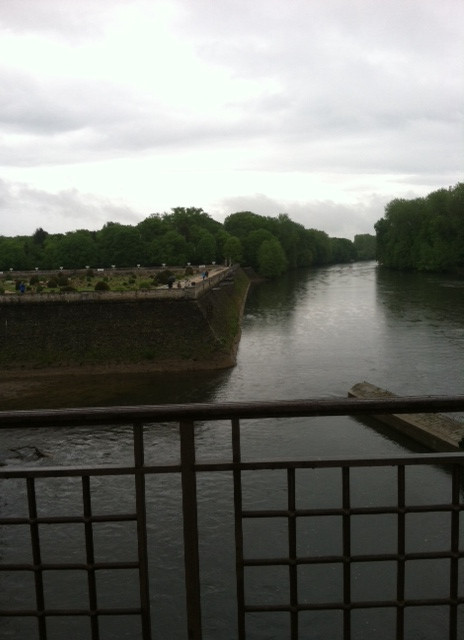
(349, 381, 464, 452)
(0, 266, 250, 374)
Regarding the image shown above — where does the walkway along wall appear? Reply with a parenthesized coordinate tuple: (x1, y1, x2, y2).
(0, 267, 250, 372)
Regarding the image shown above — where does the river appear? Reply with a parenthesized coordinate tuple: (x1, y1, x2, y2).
(1, 261, 464, 639)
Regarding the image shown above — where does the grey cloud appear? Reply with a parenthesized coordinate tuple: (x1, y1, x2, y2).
(2, 0, 462, 178)
(214, 193, 388, 239)
(0, 179, 142, 236)
(0, 0, 133, 40)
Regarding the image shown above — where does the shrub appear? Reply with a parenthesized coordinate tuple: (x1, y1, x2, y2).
(47, 278, 59, 289)
(29, 275, 40, 285)
(60, 285, 76, 293)
(95, 280, 110, 291)
(154, 269, 175, 285)
(139, 281, 151, 290)
(56, 274, 69, 287)
(185, 266, 194, 276)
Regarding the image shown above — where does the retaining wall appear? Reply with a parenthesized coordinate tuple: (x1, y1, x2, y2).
(0, 268, 250, 372)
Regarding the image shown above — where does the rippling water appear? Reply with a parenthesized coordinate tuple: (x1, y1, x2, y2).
(2, 262, 464, 639)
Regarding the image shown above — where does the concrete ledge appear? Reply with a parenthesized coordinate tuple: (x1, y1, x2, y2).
(348, 381, 464, 452)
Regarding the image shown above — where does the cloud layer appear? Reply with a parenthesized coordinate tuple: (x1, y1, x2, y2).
(0, 0, 462, 238)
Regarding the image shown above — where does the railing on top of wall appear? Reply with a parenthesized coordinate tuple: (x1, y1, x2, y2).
(1, 394, 464, 640)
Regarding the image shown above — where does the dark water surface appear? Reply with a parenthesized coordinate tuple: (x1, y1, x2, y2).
(2, 262, 464, 639)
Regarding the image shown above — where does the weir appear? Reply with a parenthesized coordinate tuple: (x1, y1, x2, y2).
(349, 381, 464, 451)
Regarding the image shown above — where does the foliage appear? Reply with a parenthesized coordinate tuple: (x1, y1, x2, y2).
(257, 238, 287, 277)
(330, 238, 356, 264)
(94, 280, 110, 291)
(353, 234, 376, 260)
(154, 269, 176, 285)
(375, 183, 464, 271)
(0, 202, 380, 277)
(222, 235, 243, 264)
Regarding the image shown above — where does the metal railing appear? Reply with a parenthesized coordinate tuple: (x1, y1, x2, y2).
(1, 395, 464, 640)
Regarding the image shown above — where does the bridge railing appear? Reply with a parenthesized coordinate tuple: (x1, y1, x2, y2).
(1, 395, 464, 640)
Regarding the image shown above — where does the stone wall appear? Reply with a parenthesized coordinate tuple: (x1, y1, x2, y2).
(0, 268, 250, 372)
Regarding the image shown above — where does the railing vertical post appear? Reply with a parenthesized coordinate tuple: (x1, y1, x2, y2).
(449, 463, 460, 640)
(133, 422, 152, 640)
(342, 467, 351, 640)
(82, 475, 99, 640)
(27, 477, 47, 640)
(396, 465, 405, 640)
(287, 468, 298, 640)
(180, 420, 203, 640)
(232, 417, 246, 640)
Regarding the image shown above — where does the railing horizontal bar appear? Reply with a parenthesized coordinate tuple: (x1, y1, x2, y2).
(0, 562, 140, 572)
(0, 395, 463, 428)
(243, 549, 464, 567)
(241, 503, 464, 518)
(3, 452, 464, 481)
(0, 514, 137, 525)
(0, 464, 181, 478)
(0, 608, 142, 617)
(244, 596, 464, 613)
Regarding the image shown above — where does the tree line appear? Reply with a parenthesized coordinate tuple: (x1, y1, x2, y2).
(375, 183, 464, 271)
(0, 207, 376, 277)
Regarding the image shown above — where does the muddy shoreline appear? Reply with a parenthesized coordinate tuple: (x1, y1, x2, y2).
(0, 354, 237, 410)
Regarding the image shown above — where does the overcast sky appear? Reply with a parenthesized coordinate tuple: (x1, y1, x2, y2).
(1, 0, 462, 239)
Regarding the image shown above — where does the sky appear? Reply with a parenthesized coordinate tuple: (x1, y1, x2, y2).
(0, 0, 462, 240)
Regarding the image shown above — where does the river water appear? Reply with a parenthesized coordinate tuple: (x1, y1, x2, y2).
(2, 261, 464, 639)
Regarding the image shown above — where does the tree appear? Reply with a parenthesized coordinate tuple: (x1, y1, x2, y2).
(353, 234, 376, 260)
(305, 229, 331, 265)
(223, 211, 266, 239)
(330, 238, 356, 263)
(223, 236, 243, 264)
(257, 238, 287, 277)
(375, 183, 464, 271)
(32, 227, 49, 247)
(243, 229, 275, 269)
(97, 222, 143, 267)
(158, 230, 191, 265)
(55, 230, 98, 268)
(194, 229, 216, 263)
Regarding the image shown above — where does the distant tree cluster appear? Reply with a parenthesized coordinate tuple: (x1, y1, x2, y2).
(0, 206, 376, 278)
(375, 183, 464, 271)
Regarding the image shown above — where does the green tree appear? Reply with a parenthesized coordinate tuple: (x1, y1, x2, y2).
(257, 238, 287, 277)
(97, 222, 143, 267)
(194, 229, 217, 263)
(375, 183, 464, 271)
(158, 230, 191, 265)
(353, 234, 376, 260)
(305, 229, 331, 265)
(54, 230, 98, 268)
(223, 235, 243, 264)
(330, 238, 356, 263)
(223, 211, 266, 239)
(243, 229, 275, 269)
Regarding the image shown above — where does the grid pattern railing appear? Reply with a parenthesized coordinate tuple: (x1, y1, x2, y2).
(1, 395, 464, 639)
